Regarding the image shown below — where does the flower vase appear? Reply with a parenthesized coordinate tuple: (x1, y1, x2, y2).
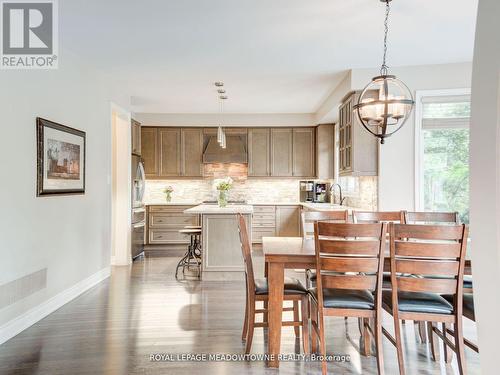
(218, 190, 228, 207)
(165, 192, 172, 202)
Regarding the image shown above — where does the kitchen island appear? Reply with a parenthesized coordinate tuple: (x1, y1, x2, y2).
(184, 204, 253, 280)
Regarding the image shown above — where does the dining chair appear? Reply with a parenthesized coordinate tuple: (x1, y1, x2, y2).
(404, 210, 473, 348)
(301, 210, 349, 288)
(382, 223, 469, 375)
(310, 222, 387, 375)
(237, 214, 309, 354)
(353, 210, 405, 224)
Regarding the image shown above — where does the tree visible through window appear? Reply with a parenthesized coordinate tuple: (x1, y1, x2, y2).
(421, 96, 470, 224)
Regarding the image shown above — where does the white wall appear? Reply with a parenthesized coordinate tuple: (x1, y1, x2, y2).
(350, 63, 472, 210)
(470, 0, 500, 372)
(0, 51, 118, 342)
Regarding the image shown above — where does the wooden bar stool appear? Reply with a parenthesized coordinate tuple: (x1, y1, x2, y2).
(175, 227, 202, 279)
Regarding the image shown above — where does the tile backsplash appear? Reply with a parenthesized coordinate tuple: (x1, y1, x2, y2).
(145, 178, 301, 204)
(338, 176, 378, 211)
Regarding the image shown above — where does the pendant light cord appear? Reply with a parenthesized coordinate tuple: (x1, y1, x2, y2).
(380, 0, 390, 76)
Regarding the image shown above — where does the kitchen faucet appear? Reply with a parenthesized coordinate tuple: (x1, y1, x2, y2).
(330, 183, 347, 206)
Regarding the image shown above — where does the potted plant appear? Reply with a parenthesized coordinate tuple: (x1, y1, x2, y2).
(213, 177, 233, 207)
(163, 186, 173, 202)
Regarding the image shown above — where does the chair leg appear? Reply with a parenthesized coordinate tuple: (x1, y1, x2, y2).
(454, 318, 468, 375)
(358, 317, 364, 335)
(245, 300, 255, 354)
(418, 321, 428, 343)
(301, 295, 310, 354)
(427, 322, 439, 361)
(393, 315, 406, 375)
(443, 322, 453, 364)
(318, 310, 328, 375)
(362, 318, 371, 357)
(375, 312, 385, 375)
(241, 293, 248, 341)
(293, 300, 300, 337)
(310, 299, 318, 354)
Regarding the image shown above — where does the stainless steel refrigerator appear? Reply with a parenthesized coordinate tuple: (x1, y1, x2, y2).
(131, 155, 146, 259)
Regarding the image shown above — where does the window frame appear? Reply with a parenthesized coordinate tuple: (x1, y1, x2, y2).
(414, 88, 471, 211)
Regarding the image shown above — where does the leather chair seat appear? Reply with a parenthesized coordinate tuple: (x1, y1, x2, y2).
(382, 290, 453, 314)
(442, 293, 475, 321)
(463, 276, 473, 290)
(309, 288, 374, 310)
(254, 277, 307, 295)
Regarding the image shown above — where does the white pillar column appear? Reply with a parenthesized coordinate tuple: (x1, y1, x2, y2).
(470, 0, 500, 372)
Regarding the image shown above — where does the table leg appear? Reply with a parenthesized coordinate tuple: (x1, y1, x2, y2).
(267, 261, 284, 368)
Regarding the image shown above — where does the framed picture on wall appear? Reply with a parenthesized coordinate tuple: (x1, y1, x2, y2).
(36, 117, 86, 196)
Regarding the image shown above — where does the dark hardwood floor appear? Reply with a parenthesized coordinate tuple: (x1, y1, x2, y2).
(0, 251, 480, 374)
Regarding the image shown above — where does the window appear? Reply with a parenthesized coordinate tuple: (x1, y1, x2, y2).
(416, 91, 470, 224)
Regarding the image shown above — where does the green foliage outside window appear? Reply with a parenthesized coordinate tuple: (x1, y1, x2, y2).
(423, 128, 469, 224)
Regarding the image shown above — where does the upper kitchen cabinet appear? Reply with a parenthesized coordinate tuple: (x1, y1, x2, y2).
(141, 127, 159, 177)
(131, 119, 141, 156)
(181, 128, 203, 177)
(270, 128, 293, 176)
(292, 128, 315, 177)
(248, 128, 271, 177)
(159, 128, 182, 176)
(141, 127, 203, 179)
(316, 123, 335, 179)
(339, 91, 378, 176)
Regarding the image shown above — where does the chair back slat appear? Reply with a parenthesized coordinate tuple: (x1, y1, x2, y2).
(353, 211, 405, 224)
(405, 211, 460, 225)
(395, 241, 462, 258)
(319, 240, 380, 255)
(321, 274, 377, 290)
(396, 276, 458, 294)
(396, 259, 459, 276)
(301, 210, 348, 238)
(388, 223, 468, 305)
(394, 224, 464, 241)
(314, 222, 386, 294)
(316, 222, 383, 238)
(321, 257, 379, 273)
(237, 214, 255, 291)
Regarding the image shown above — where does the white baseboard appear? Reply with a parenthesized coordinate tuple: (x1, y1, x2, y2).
(0, 267, 111, 345)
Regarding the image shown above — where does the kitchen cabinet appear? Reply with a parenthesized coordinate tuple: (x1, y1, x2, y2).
(159, 128, 182, 176)
(252, 205, 276, 243)
(181, 128, 203, 177)
(270, 128, 293, 176)
(275, 205, 301, 237)
(339, 91, 378, 176)
(248, 128, 271, 177)
(292, 128, 315, 177)
(316, 123, 335, 179)
(147, 205, 199, 245)
(131, 119, 141, 156)
(141, 127, 159, 177)
(141, 127, 203, 178)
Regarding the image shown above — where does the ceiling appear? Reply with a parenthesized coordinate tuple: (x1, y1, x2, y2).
(60, 0, 478, 114)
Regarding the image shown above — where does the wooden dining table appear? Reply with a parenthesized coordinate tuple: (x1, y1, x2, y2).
(262, 236, 473, 368)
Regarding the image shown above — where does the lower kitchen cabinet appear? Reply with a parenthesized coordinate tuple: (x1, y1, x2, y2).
(147, 205, 199, 245)
(275, 205, 301, 237)
(252, 205, 300, 243)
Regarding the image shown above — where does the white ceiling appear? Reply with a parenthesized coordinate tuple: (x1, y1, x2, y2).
(60, 0, 477, 114)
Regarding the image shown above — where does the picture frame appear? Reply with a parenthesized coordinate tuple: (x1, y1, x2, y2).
(36, 117, 86, 196)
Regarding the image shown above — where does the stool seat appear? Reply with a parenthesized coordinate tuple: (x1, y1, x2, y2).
(178, 228, 202, 234)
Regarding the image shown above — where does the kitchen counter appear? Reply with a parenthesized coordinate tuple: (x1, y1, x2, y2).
(300, 202, 357, 211)
(184, 204, 253, 215)
(146, 202, 201, 206)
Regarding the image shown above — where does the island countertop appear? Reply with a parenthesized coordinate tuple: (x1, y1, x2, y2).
(184, 204, 254, 215)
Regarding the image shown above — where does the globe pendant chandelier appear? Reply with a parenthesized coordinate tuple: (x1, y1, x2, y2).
(353, 0, 414, 144)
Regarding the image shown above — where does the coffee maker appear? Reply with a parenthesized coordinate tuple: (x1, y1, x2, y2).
(300, 181, 331, 203)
